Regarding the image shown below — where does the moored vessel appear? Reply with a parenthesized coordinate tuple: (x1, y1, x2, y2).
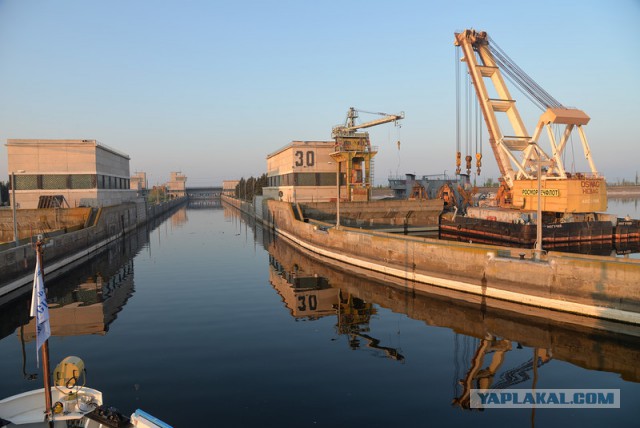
(392, 29, 639, 251)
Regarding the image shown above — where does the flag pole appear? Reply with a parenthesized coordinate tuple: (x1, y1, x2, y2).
(35, 239, 53, 426)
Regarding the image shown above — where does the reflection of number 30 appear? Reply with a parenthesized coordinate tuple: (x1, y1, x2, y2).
(294, 151, 315, 167)
(297, 295, 318, 311)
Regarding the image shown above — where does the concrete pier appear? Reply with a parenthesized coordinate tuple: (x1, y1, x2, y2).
(223, 195, 640, 326)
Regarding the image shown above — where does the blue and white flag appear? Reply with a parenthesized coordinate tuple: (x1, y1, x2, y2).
(30, 257, 50, 366)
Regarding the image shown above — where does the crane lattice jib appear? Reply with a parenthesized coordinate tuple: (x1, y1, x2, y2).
(332, 107, 404, 138)
(455, 29, 533, 188)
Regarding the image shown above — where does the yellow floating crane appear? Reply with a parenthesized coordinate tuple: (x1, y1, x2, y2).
(454, 29, 607, 214)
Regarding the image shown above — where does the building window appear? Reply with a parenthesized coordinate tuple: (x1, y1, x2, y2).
(14, 175, 38, 190)
(296, 173, 317, 186)
(70, 174, 96, 189)
(317, 172, 337, 186)
(42, 175, 68, 189)
(266, 172, 340, 187)
(12, 173, 124, 191)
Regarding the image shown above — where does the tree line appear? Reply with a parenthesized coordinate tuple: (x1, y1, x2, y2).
(235, 174, 268, 201)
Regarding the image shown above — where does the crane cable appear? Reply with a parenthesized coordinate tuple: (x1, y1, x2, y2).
(487, 35, 564, 111)
(456, 44, 484, 177)
(393, 126, 402, 177)
(475, 87, 483, 176)
(465, 68, 473, 175)
(455, 45, 462, 175)
(456, 44, 482, 177)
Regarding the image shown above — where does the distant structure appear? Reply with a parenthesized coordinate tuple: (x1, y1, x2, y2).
(263, 141, 341, 203)
(166, 171, 187, 199)
(6, 139, 135, 209)
(222, 180, 240, 196)
(130, 171, 148, 192)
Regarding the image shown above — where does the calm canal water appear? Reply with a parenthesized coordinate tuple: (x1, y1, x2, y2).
(1, 200, 639, 427)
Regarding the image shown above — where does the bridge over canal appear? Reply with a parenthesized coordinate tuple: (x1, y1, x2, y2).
(186, 186, 223, 207)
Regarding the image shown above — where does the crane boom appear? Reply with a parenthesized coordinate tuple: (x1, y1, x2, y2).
(332, 107, 404, 138)
(454, 29, 534, 188)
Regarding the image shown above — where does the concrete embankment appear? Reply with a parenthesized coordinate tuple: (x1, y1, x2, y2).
(222, 195, 640, 327)
(0, 197, 187, 297)
(607, 185, 640, 197)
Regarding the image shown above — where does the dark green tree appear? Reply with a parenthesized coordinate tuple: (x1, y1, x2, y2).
(235, 174, 268, 201)
(0, 181, 8, 206)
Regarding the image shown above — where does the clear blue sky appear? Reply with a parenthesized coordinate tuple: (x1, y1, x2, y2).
(1, 0, 638, 186)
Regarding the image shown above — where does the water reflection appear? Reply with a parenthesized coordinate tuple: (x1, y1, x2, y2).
(262, 223, 640, 407)
(170, 206, 189, 227)
(0, 226, 148, 345)
(187, 199, 222, 209)
(24, 260, 134, 338)
(608, 197, 640, 217)
(0, 203, 189, 345)
(269, 254, 337, 319)
(451, 336, 551, 409)
(269, 252, 405, 361)
(3, 202, 635, 426)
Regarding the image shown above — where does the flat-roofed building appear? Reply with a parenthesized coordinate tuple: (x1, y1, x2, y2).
(166, 172, 187, 199)
(222, 180, 240, 196)
(263, 141, 343, 203)
(6, 139, 135, 209)
(130, 171, 148, 191)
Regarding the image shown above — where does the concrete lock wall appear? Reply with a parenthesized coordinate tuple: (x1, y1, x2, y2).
(221, 195, 640, 322)
(0, 197, 187, 295)
(266, 199, 490, 282)
(298, 204, 639, 315)
(0, 202, 139, 284)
